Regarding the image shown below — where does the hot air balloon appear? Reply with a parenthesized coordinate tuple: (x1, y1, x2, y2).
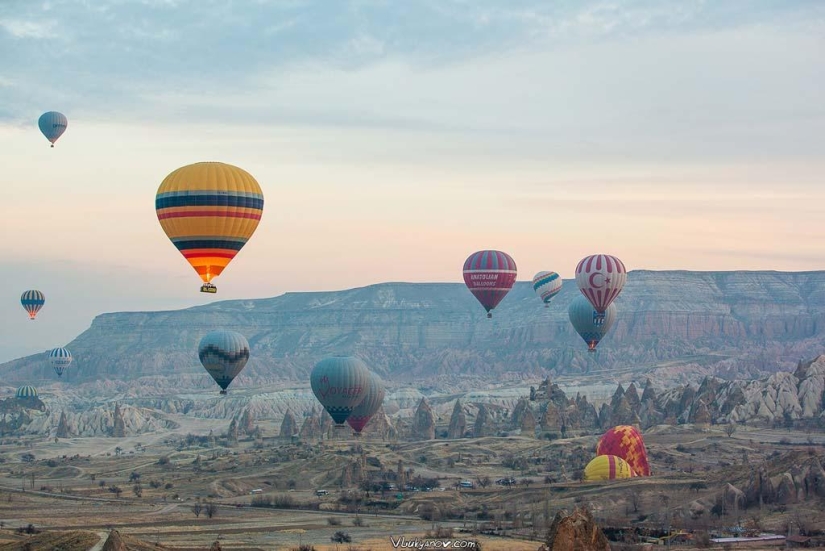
(462, 250, 517, 318)
(583, 455, 637, 482)
(310, 356, 369, 425)
(575, 254, 626, 325)
(568, 295, 616, 352)
(38, 111, 68, 147)
(597, 425, 651, 477)
(532, 271, 562, 307)
(155, 162, 264, 293)
(21, 290, 45, 320)
(198, 330, 250, 395)
(346, 371, 385, 434)
(48, 347, 72, 378)
(16, 386, 37, 399)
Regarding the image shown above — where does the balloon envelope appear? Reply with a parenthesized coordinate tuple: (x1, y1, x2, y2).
(155, 162, 264, 289)
(462, 250, 517, 318)
(16, 386, 37, 399)
(21, 290, 45, 320)
(568, 295, 616, 351)
(48, 347, 72, 377)
(532, 271, 562, 306)
(346, 371, 385, 433)
(38, 111, 68, 146)
(584, 455, 637, 481)
(597, 425, 651, 476)
(198, 331, 250, 391)
(310, 356, 369, 424)
(575, 254, 627, 317)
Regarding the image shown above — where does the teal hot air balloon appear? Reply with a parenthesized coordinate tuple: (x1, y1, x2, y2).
(38, 111, 68, 147)
(310, 356, 369, 425)
(21, 290, 45, 320)
(346, 371, 385, 434)
(16, 385, 38, 399)
(568, 295, 617, 352)
(198, 331, 250, 395)
(48, 347, 72, 377)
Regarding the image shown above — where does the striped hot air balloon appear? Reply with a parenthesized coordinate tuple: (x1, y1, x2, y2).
(346, 371, 385, 434)
(568, 295, 616, 352)
(597, 425, 651, 477)
(310, 356, 369, 425)
(48, 347, 72, 378)
(16, 385, 38, 399)
(21, 290, 45, 320)
(575, 254, 626, 325)
(583, 455, 637, 482)
(38, 111, 68, 147)
(532, 271, 562, 307)
(155, 162, 264, 293)
(462, 250, 517, 318)
(198, 330, 250, 395)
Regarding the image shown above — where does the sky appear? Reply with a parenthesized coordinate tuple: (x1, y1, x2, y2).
(1, 0, 824, 362)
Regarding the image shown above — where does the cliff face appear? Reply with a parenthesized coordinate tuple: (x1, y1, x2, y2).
(5, 271, 825, 385)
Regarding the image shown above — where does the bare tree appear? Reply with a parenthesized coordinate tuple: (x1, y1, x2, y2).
(204, 502, 218, 519)
(725, 423, 736, 438)
(626, 489, 641, 513)
(476, 476, 490, 488)
(191, 502, 203, 518)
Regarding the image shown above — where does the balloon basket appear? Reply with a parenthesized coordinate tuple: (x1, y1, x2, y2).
(487, 313, 492, 319)
(200, 283, 217, 294)
(219, 390, 227, 395)
(50, 144, 54, 148)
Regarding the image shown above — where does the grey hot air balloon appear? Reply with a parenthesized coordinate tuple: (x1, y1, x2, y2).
(38, 111, 68, 147)
(568, 295, 617, 352)
(310, 356, 369, 425)
(346, 371, 385, 434)
(48, 347, 72, 377)
(198, 331, 250, 395)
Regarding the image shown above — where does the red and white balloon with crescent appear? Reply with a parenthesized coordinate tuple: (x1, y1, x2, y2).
(575, 254, 627, 325)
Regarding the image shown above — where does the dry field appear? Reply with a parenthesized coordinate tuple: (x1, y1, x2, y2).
(0, 423, 821, 550)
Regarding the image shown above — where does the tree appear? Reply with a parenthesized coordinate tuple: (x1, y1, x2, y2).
(725, 423, 736, 437)
(132, 484, 142, 497)
(191, 502, 203, 518)
(204, 502, 218, 519)
(129, 471, 141, 483)
(626, 489, 641, 513)
(476, 476, 491, 488)
(690, 482, 708, 493)
(330, 531, 351, 543)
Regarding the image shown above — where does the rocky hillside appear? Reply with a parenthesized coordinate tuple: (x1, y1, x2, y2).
(4, 271, 825, 386)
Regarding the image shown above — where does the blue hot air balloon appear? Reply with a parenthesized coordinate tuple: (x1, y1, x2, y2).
(48, 347, 73, 377)
(198, 330, 250, 395)
(38, 111, 68, 147)
(568, 295, 617, 352)
(21, 290, 45, 320)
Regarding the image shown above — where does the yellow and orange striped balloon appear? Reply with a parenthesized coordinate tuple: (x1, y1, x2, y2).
(155, 162, 264, 289)
(596, 425, 651, 476)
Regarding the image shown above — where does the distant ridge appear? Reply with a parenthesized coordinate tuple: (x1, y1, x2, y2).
(3, 270, 825, 384)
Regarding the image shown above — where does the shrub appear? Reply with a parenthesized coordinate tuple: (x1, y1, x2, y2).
(331, 531, 351, 543)
(272, 494, 298, 508)
(251, 495, 273, 507)
(327, 516, 342, 526)
(157, 456, 170, 465)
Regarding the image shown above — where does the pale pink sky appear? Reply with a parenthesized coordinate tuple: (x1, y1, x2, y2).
(1, 1, 824, 361)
